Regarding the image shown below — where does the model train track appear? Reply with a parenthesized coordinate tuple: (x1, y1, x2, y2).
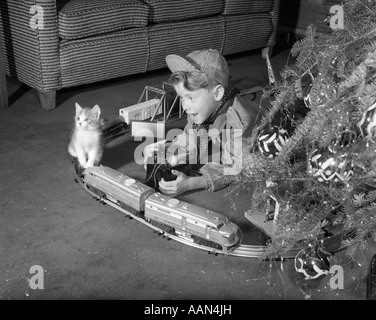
(72, 159, 352, 259)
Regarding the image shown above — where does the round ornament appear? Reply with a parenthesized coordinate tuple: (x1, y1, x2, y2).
(302, 73, 314, 108)
(356, 100, 376, 139)
(257, 126, 289, 158)
(328, 55, 342, 82)
(335, 129, 356, 149)
(303, 77, 337, 109)
(294, 244, 331, 280)
(309, 147, 354, 183)
(303, 85, 331, 109)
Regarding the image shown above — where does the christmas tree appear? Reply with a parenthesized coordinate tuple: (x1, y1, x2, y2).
(240, 0, 376, 259)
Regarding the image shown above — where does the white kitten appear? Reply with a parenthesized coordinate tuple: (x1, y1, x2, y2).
(68, 103, 103, 168)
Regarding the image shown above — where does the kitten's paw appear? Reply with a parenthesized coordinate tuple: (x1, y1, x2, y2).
(68, 146, 77, 157)
(78, 161, 88, 169)
(69, 151, 77, 158)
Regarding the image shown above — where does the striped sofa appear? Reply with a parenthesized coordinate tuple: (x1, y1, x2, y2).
(0, 0, 280, 110)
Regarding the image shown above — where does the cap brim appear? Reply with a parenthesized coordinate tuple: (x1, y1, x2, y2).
(165, 54, 197, 74)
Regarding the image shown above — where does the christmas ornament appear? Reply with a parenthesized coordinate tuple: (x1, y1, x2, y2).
(302, 73, 314, 108)
(257, 126, 289, 158)
(328, 54, 342, 82)
(356, 100, 376, 139)
(309, 147, 354, 183)
(294, 243, 331, 280)
(303, 74, 338, 109)
(334, 129, 356, 149)
(367, 253, 376, 300)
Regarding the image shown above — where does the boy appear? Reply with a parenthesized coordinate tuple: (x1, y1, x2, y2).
(144, 49, 260, 196)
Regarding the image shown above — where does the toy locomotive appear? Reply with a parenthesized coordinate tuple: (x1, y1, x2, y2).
(80, 165, 241, 252)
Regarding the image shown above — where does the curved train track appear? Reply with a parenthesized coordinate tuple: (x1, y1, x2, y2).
(72, 158, 352, 259)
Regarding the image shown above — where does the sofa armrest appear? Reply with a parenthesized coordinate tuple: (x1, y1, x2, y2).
(0, 0, 60, 93)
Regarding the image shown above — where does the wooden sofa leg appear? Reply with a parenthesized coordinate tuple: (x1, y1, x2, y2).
(38, 90, 56, 111)
(262, 46, 274, 59)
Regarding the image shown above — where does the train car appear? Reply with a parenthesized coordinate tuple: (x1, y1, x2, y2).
(80, 165, 241, 252)
(82, 166, 155, 213)
(144, 192, 241, 251)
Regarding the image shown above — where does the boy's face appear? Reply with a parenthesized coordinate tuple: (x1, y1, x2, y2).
(173, 82, 220, 125)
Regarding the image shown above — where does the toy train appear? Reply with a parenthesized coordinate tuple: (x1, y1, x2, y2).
(80, 165, 241, 252)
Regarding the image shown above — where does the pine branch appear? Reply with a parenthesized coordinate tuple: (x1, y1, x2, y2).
(240, 0, 376, 258)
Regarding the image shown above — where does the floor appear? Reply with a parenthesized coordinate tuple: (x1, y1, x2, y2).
(0, 45, 375, 302)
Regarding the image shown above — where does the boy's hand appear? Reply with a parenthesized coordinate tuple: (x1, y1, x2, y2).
(158, 171, 208, 196)
(158, 170, 190, 196)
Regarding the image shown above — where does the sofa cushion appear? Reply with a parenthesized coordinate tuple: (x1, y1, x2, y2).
(59, 28, 149, 87)
(223, 0, 275, 15)
(58, 0, 149, 40)
(143, 0, 225, 23)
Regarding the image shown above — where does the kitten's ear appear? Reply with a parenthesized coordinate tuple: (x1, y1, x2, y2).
(91, 105, 101, 119)
(75, 103, 82, 114)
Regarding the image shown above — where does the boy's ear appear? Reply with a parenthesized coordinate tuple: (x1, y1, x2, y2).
(213, 84, 225, 102)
